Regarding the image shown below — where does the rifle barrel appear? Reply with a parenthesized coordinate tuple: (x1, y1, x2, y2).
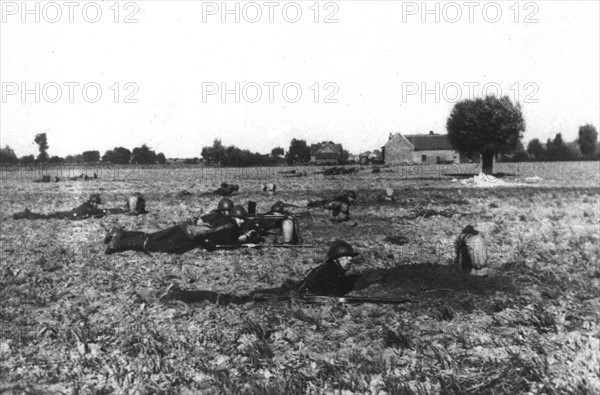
(215, 244, 319, 250)
(252, 293, 415, 304)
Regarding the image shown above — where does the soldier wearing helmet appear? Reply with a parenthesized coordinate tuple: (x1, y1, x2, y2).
(214, 182, 239, 196)
(12, 193, 107, 220)
(454, 225, 488, 273)
(321, 190, 357, 226)
(159, 240, 365, 304)
(269, 201, 286, 214)
(104, 203, 261, 255)
(246, 201, 302, 245)
(292, 240, 361, 296)
(192, 198, 234, 225)
(13, 193, 149, 220)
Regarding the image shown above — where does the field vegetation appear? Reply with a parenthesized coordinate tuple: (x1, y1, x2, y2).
(1, 162, 599, 394)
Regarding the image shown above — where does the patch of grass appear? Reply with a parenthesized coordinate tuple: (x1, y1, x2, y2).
(1, 164, 599, 393)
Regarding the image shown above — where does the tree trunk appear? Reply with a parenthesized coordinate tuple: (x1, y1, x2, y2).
(481, 151, 494, 175)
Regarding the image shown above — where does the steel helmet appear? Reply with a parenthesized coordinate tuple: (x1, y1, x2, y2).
(88, 194, 102, 205)
(327, 240, 359, 260)
(230, 205, 248, 220)
(217, 198, 234, 212)
(345, 190, 357, 200)
(270, 201, 285, 214)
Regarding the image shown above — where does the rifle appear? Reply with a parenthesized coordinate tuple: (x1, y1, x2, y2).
(251, 293, 416, 305)
(248, 212, 311, 219)
(215, 244, 319, 250)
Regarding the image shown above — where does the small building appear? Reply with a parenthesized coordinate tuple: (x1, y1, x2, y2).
(382, 131, 479, 165)
(347, 153, 359, 163)
(358, 150, 383, 164)
(310, 142, 343, 164)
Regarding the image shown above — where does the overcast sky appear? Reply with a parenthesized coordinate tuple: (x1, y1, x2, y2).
(1, 0, 599, 158)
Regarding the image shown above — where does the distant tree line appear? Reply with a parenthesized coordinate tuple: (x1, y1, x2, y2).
(0, 133, 168, 165)
(201, 139, 283, 167)
(200, 138, 350, 167)
(501, 124, 599, 162)
(2, 124, 597, 167)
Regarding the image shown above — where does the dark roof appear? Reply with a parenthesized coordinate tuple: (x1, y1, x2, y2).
(311, 143, 343, 156)
(315, 152, 340, 160)
(404, 134, 454, 151)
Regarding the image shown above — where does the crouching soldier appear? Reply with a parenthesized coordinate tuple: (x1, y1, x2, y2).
(454, 225, 488, 274)
(160, 240, 373, 304)
(248, 201, 302, 245)
(104, 205, 261, 254)
(12, 194, 107, 220)
(318, 191, 357, 226)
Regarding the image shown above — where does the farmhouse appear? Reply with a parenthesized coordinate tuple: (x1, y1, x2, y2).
(382, 131, 479, 165)
(310, 142, 343, 164)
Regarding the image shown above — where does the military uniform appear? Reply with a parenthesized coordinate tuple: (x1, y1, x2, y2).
(214, 183, 239, 196)
(321, 191, 357, 224)
(105, 205, 261, 254)
(12, 194, 107, 220)
(454, 225, 488, 273)
(160, 240, 362, 304)
(190, 198, 233, 226)
(12, 194, 146, 220)
(252, 201, 302, 244)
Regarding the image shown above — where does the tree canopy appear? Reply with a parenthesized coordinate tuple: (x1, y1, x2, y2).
(34, 133, 49, 162)
(286, 139, 311, 165)
(102, 147, 132, 164)
(0, 145, 18, 164)
(131, 144, 158, 164)
(82, 150, 100, 163)
(578, 124, 598, 157)
(447, 95, 525, 174)
(271, 147, 284, 157)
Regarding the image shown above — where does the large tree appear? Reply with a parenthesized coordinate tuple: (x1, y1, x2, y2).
(446, 96, 525, 174)
(271, 147, 284, 157)
(527, 138, 545, 160)
(546, 133, 571, 161)
(131, 144, 157, 164)
(34, 133, 49, 162)
(201, 139, 227, 165)
(20, 154, 35, 164)
(577, 124, 598, 157)
(82, 150, 100, 163)
(0, 145, 18, 163)
(102, 147, 131, 164)
(285, 139, 310, 165)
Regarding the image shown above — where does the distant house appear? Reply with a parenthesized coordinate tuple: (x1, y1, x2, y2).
(347, 153, 359, 163)
(358, 150, 382, 164)
(382, 131, 479, 165)
(310, 142, 343, 164)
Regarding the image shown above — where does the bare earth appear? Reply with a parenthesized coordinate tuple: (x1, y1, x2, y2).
(1, 162, 599, 394)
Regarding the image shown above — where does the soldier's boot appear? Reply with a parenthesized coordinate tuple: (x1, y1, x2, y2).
(12, 208, 32, 219)
(159, 283, 182, 302)
(105, 230, 148, 254)
(103, 226, 122, 244)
